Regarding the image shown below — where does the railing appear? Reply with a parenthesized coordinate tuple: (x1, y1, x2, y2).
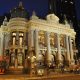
(39, 47, 47, 51)
(51, 48, 57, 52)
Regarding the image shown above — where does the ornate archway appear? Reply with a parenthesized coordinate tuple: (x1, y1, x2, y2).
(61, 55, 66, 66)
(10, 52, 23, 69)
(51, 54, 56, 67)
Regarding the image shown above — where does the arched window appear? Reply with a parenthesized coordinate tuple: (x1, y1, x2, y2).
(61, 55, 65, 65)
(17, 53, 23, 66)
(12, 32, 16, 45)
(10, 53, 15, 66)
(19, 33, 23, 46)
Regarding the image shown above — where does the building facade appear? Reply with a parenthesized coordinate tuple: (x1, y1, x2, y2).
(0, 2, 76, 75)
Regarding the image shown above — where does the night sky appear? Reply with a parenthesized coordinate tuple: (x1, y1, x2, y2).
(0, 0, 80, 20)
(0, 0, 49, 18)
(75, 0, 80, 20)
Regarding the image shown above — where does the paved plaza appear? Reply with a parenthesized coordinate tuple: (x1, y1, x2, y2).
(0, 73, 80, 80)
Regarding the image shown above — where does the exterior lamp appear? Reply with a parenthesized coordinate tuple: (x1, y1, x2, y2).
(28, 56, 30, 59)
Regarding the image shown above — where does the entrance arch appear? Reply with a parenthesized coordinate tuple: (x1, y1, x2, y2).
(10, 53, 15, 66)
(51, 54, 56, 67)
(17, 53, 23, 68)
(61, 55, 65, 66)
(10, 52, 24, 69)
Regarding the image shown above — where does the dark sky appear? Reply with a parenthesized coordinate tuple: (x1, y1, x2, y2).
(0, 0, 80, 20)
(75, 0, 80, 20)
(0, 0, 49, 18)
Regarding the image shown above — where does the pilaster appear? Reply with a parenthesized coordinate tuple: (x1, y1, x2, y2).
(34, 29, 39, 61)
(46, 32, 51, 65)
(69, 36, 74, 65)
(56, 33, 62, 64)
(65, 35, 70, 65)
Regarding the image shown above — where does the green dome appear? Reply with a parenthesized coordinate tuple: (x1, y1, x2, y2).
(10, 2, 29, 18)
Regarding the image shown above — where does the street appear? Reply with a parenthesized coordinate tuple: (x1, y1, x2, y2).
(0, 73, 80, 80)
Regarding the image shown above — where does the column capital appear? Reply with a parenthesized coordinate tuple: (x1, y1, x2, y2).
(46, 32, 51, 37)
(29, 29, 34, 31)
(56, 33, 61, 37)
(46, 31, 50, 34)
(35, 29, 39, 32)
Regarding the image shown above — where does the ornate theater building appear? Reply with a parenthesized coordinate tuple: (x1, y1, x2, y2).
(0, 2, 77, 75)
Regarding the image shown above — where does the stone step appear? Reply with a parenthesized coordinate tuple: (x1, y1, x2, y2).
(6, 68, 23, 74)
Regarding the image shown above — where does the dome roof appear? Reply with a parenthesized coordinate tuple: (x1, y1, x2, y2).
(10, 2, 29, 18)
(46, 14, 59, 23)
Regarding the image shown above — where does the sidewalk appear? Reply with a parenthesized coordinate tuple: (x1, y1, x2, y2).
(0, 73, 80, 80)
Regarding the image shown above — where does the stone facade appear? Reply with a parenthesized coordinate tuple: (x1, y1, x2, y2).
(0, 2, 77, 75)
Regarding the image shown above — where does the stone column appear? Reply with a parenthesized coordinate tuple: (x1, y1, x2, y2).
(0, 33, 4, 56)
(3, 33, 5, 55)
(0, 38, 1, 56)
(28, 31, 30, 49)
(56, 34, 62, 64)
(69, 36, 74, 65)
(3, 33, 9, 56)
(34, 30, 39, 61)
(28, 30, 34, 50)
(15, 58, 18, 68)
(28, 30, 34, 69)
(4, 34, 7, 49)
(65, 35, 70, 65)
(46, 32, 51, 65)
(30, 30, 34, 48)
(23, 32, 26, 67)
(73, 38, 76, 50)
(5, 33, 9, 49)
(30, 29, 39, 75)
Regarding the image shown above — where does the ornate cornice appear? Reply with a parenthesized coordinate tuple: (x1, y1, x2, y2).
(7, 18, 28, 32)
(29, 19, 76, 38)
(0, 16, 76, 38)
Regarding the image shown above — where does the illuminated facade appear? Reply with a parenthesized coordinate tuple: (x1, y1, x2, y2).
(0, 2, 77, 75)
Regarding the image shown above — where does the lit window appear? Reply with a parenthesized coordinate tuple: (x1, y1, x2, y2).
(19, 32, 23, 46)
(19, 33, 23, 36)
(12, 33, 16, 36)
(17, 53, 23, 66)
(65, 0, 67, 3)
(70, 1, 73, 4)
(11, 53, 15, 66)
(13, 37, 16, 45)
(19, 37, 23, 46)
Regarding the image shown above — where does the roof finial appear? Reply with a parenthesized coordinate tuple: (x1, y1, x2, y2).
(4, 16, 7, 21)
(32, 11, 36, 16)
(30, 11, 39, 20)
(70, 20, 73, 28)
(3, 16, 8, 26)
(64, 14, 68, 24)
(19, 1, 23, 7)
